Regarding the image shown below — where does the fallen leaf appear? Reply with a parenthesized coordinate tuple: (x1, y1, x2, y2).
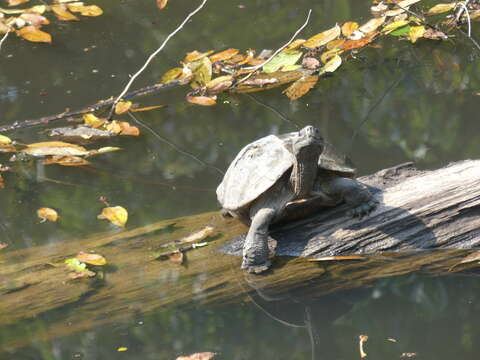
(389, 25, 411, 36)
(117, 347, 128, 352)
(16, 26, 51, 43)
(157, 0, 168, 9)
(161, 67, 184, 84)
(263, 50, 302, 73)
(37, 207, 59, 222)
(24, 141, 89, 156)
(176, 352, 216, 360)
(186, 94, 217, 106)
(131, 104, 166, 112)
(326, 38, 345, 50)
(283, 75, 319, 100)
(66, 4, 103, 16)
(0, 135, 12, 144)
(358, 17, 385, 33)
(169, 252, 184, 265)
(234, 70, 303, 93)
(0, 243, 9, 250)
(65, 258, 96, 277)
(409, 25, 425, 43)
(118, 122, 140, 136)
(43, 155, 90, 166)
(29, 5, 46, 14)
(76, 251, 107, 266)
(105, 121, 122, 134)
(206, 75, 233, 94)
(342, 32, 378, 50)
(308, 255, 365, 262)
(382, 20, 410, 34)
(183, 50, 213, 63)
(51, 5, 79, 21)
(319, 54, 342, 74)
(97, 206, 128, 227)
(285, 39, 306, 50)
(209, 48, 239, 62)
(359, 335, 368, 358)
(423, 28, 448, 40)
(371, 2, 388, 14)
(89, 146, 122, 155)
(181, 226, 215, 243)
(303, 24, 341, 48)
(426, 3, 456, 16)
(302, 56, 320, 70)
(115, 101, 132, 114)
(7, 0, 29, 6)
(20, 13, 50, 26)
(190, 56, 212, 88)
(320, 48, 343, 63)
(83, 113, 106, 128)
(341, 21, 359, 37)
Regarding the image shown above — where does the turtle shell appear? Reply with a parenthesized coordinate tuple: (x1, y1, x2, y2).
(217, 134, 295, 211)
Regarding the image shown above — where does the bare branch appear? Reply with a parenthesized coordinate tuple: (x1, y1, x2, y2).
(0, 31, 9, 52)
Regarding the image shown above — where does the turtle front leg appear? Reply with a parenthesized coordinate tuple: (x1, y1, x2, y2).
(322, 177, 378, 218)
(242, 207, 276, 274)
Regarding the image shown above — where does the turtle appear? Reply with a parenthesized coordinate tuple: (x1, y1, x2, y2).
(217, 125, 378, 273)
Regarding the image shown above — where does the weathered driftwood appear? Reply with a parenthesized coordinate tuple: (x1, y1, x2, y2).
(1, 160, 480, 352)
(222, 160, 480, 259)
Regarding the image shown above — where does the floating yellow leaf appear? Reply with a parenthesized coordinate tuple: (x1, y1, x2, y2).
(303, 24, 341, 48)
(319, 55, 342, 75)
(382, 20, 410, 34)
(209, 48, 239, 62)
(67, 4, 103, 16)
(0, 135, 12, 144)
(29, 5, 46, 14)
(186, 94, 217, 106)
(43, 155, 90, 166)
(97, 206, 128, 227)
(358, 17, 385, 34)
(341, 21, 359, 37)
(426, 3, 456, 16)
(157, 0, 168, 9)
(24, 141, 89, 156)
(83, 113, 106, 128)
(160, 67, 183, 84)
(409, 25, 425, 43)
(285, 39, 306, 50)
(183, 50, 213, 63)
(76, 251, 107, 266)
(117, 347, 128, 352)
(115, 101, 132, 115)
(37, 207, 58, 222)
(326, 38, 345, 50)
(131, 104, 166, 112)
(283, 75, 319, 100)
(320, 48, 343, 63)
(16, 26, 51, 43)
(51, 4, 79, 21)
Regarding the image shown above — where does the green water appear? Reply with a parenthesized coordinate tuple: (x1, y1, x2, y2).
(1, 0, 480, 358)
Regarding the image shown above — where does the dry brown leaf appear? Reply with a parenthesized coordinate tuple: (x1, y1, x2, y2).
(51, 5, 79, 21)
(66, 4, 103, 16)
(342, 32, 378, 50)
(303, 24, 341, 48)
(423, 28, 448, 40)
(209, 48, 239, 62)
(131, 104, 166, 112)
(97, 206, 128, 227)
(169, 252, 184, 265)
(183, 50, 213, 63)
(206, 75, 234, 94)
(37, 207, 58, 222)
(157, 0, 168, 9)
(105, 121, 122, 134)
(43, 155, 90, 166)
(283, 75, 318, 100)
(24, 141, 89, 156)
(16, 26, 51, 43)
(76, 251, 107, 266)
(186, 94, 217, 106)
(176, 352, 216, 360)
(118, 122, 140, 136)
(341, 21, 359, 37)
(302, 57, 320, 70)
(285, 39, 306, 50)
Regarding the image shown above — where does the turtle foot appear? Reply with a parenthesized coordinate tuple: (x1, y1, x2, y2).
(241, 259, 272, 274)
(347, 198, 379, 219)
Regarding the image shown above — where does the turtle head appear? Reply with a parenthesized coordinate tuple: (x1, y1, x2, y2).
(293, 126, 324, 156)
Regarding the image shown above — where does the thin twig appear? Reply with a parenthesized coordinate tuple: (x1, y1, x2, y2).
(456, 2, 472, 37)
(109, 0, 208, 118)
(0, 31, 9, 52)
(458, 27, 480, 52)
(236, 9, 312, 86)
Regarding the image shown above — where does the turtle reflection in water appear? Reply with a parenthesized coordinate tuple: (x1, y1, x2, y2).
(217, 126, 378, 274)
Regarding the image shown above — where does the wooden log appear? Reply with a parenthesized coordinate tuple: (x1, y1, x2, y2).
(222, 160, 480, 258)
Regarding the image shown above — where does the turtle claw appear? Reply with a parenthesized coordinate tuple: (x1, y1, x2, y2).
(241, 259, 272, 274)
(347, 199, 379, 219)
